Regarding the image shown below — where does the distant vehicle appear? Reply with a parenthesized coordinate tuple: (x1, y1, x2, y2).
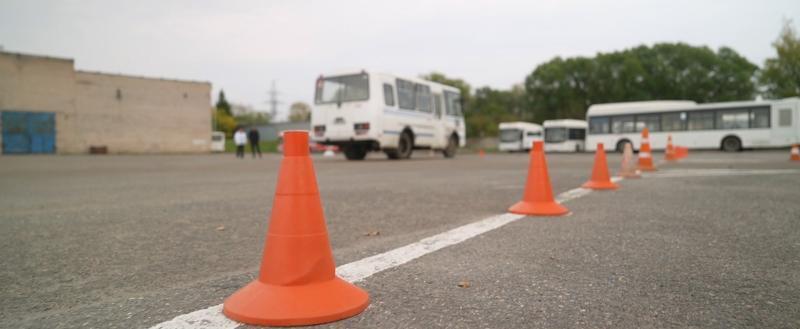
(210, 131, 225, 152)
(586, 98, 800, 152)
(311, 70, 466, 160)
(498, 122, 543, 152)
(543, 119, 587, 152)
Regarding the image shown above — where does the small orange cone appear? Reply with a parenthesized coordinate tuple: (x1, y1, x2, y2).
(637, 127, 657, 171)
(479, 149, 486, 158)
(619, 143, 641, 179)
(665, 135, 678, 161)
(223, 131, 369, 326)
(791, 144, 800, 161)
(582, 143, 619, 190)
(508, 141, 569, 216)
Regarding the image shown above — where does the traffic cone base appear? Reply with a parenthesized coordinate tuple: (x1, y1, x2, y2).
(790, 145, 800, 161)
(223, 278, 369, 326)
(582, 180, 619, 190)
(638, 164, 657, 172)
(620, 171, 642, 179)
(509, 200, 570, 216)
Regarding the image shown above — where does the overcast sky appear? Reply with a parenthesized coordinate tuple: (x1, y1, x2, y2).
(1, 0, 798, 120)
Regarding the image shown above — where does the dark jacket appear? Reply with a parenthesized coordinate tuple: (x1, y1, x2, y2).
(247, 129, 260, 144)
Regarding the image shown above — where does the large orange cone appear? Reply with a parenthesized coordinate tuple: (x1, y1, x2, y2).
(791, 144, 800, 161)
(508, 141, 569, 216)
(223, 131, 369, 326)
(637, 127, 657, 171)
(676, 146, 689, 159)
(664, 135, 678, 161)
(619, 143, 641, 178)
(582, 143, 619, 190)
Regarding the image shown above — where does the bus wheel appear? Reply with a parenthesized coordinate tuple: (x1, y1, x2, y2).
(396, 131, 414, 159)
(615, 140, 631, 153)
(443, 135, 458, 158)
(344, 145, 367, 160)
(721, 136, 742, 152)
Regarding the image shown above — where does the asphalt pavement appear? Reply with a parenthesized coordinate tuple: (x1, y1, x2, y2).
(1, 149, 798, 328)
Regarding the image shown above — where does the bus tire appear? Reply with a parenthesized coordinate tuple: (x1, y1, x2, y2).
(616, 139, 632, 153)
(396, 130, 414, 159)
(721, 136, 742, 152)
(443, 135, 458, 158)
(344, 145, 368, 160)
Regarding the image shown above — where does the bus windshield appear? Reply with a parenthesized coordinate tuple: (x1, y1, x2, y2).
(315, 74, 369, 104)
(545, 127, 567, 143)
(499, 129, 522, 142)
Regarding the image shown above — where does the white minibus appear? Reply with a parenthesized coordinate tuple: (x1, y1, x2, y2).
(311, 70, 466, 160)
(586, 98, 800, 152)
(543, 119, 587, 152)
(498, 122, 543, 152)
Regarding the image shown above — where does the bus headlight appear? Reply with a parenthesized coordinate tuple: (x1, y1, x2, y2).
(354, 122, 370, 135)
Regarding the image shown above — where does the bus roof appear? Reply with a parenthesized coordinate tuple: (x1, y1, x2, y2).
(319, 70, 461, 93)
(543, 119, 587, 128)
(586, 100, 697, 116)
(499, 121, 542, 130)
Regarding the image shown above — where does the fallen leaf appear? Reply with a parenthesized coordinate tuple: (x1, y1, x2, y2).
(457, 281, 471, 288)
(216, 225, 225, 231)
(364, 231, 380, 236)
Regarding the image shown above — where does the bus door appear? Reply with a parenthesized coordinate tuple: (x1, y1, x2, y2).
(772, 102, 800, 145)
(433, 93, 447, 148)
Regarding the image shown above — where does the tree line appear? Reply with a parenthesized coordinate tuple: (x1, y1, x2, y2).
(426, 22, 800, 137)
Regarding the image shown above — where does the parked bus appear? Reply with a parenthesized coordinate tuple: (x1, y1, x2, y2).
(498, 122, 543, 152)
(543, 119, 587, 152)
(586, 98, 800, 152)
(311, 70, 466, 160)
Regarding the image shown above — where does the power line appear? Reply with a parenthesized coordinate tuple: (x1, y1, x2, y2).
(266, 80, 283, 120)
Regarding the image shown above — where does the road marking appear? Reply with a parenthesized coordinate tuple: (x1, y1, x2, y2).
(148, 179, 619, 329)
(645, 168, 800, 178)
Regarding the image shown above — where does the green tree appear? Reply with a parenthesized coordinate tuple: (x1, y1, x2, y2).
(215, 90, 232, 116)
(288, 101, 311, 122)
(421, 72, 473, 109)
(525, 43, 758, 121)
(213, 108, 237, 137)
(761, 21, 800, 98)
(234, 112, 270, 126)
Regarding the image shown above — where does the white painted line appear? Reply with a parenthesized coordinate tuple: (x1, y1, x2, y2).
(149, 182, 610, 329)
(645, 169, 800, 178)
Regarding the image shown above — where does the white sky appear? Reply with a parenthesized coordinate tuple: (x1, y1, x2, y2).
(1, 0, 798, 120)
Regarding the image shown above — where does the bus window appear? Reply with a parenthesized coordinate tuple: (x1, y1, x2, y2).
(433, 94, 442, 118)
(779, 109, 792, 127)
(383, 83, 395, 106)
(315, 74, 369, 104)
(612, 116, 635, 133)
(444, 91, 462, 116)
(545, 127, 567, 143)
(716, 109, 749, 129)
(397, 79, 415, 110)
(636, 113, 661, 132)
(688, 111, 714, 130)
(662, 112, 686, 131)
(527, 131, 542, 137)
(589, 117, 609, 134)
(750, 107, 770, 128)
(415, 84, 432, 113)
(500, 129, 522, 143)
(568, 128, 585, 140)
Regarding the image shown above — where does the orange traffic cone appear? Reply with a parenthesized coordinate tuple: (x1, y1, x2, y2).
(479, 149, 486, 158)
(619, 143, 641, 178)
(508, 141, 569, 216)
(791, 144, 800, 161)
(223, 131, 369, 326)
(637, 127, 657, 171)
(665, 135, 677, 161)
(676, 146, 689, 159)
(582, 143, 619, 190)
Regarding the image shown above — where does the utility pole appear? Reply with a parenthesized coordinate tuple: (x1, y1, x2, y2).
(267, 80, 282, 121)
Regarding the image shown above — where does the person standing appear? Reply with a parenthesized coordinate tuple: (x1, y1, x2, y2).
(248, 128, 262, 158)
(233, 127, 247, 159)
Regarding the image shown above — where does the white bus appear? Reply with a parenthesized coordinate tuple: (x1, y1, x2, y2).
(498, 122, 543, 152)
(543, 119, 587, 152)
(586, 98, 800, 152)
(311, 70, 466, 160)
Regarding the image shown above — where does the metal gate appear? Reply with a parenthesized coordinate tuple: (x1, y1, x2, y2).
(1, 111, 56, 154)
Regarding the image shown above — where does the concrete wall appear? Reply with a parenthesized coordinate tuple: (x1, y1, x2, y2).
(0, 52, 80, 153)
(0, 51, 212, 154)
